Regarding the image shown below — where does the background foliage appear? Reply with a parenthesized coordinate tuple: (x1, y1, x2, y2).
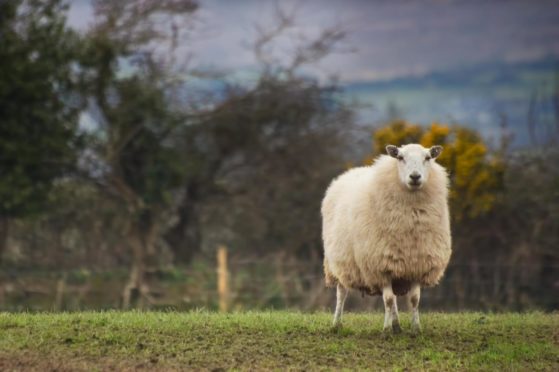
(368, 120, 506, 221)
(0, 0, 557, 312)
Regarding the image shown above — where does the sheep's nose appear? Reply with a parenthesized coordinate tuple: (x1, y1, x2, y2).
(410, 173, 421, 182)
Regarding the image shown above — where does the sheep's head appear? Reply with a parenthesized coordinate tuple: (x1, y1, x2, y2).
(386, 144, 443, 191)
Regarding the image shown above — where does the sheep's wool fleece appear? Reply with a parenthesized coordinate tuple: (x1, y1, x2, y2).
(322, 155, 451, 293)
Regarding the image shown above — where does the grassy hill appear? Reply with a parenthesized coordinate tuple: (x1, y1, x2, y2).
(0, 311, 557, 370)
(344, 58, 558, 147)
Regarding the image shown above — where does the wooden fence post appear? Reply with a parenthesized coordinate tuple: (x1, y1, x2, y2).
(55, 273, 67, 311)
(217, 245, 229, 312)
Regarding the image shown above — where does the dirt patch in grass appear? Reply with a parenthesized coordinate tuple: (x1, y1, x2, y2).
(0, 351, 179, 371)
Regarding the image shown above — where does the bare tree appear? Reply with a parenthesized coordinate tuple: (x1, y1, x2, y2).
(252, 5, 347, 79)
(80, 0, 198, 308)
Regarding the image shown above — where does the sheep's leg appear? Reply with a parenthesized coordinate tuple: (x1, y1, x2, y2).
(409, 283, 421, 333)
(333, 284, 349, 327)
(382, 285, 401, 333)
(382, 286, 391, 330)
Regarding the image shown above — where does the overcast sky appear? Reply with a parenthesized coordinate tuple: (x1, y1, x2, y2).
(67, 0, 559, 83)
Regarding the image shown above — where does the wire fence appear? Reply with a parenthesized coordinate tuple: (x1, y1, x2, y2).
(1, 251, 557, 312)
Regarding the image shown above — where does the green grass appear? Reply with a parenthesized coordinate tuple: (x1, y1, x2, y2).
(0, 311, 557, 371)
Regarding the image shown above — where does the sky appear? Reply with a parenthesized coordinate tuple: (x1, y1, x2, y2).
(67, 0, 559, 83)
(67, 1, 559, 145)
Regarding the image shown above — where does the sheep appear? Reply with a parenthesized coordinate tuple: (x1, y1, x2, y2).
(321, 143, 451, 333)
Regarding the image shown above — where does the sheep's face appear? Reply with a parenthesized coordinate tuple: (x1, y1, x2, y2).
(386, 144, 443, 191)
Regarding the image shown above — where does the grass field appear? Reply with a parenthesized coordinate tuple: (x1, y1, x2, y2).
(0, 311, 557, 371)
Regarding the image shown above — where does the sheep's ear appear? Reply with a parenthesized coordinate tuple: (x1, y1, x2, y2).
(386, 145, 399, 158)
(429, 145, 443, 159)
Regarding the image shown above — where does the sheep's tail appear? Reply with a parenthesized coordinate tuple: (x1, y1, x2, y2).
(323, 257, 337, 287)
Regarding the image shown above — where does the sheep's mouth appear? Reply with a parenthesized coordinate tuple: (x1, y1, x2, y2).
(407, 181, 423, 190)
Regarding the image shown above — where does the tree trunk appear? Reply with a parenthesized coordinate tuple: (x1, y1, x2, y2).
(122, 210, 159, 309)
(122, 232, 144, 310)
(164, 183, 201, 264)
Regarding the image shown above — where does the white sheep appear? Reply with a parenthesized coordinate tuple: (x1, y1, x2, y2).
(322, 143, 451, 332)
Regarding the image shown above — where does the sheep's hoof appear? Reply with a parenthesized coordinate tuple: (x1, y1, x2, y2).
(381, 327, 393, 339)
(331, 321, 342, 330)
(392, 322, 402, 334)
(411, 324, 422, 335)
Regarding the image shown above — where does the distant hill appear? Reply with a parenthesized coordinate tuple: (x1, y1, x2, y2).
(343, 57, 558, 147)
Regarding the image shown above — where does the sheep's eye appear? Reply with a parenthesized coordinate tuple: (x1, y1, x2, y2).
(397, 155, 404, 161)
